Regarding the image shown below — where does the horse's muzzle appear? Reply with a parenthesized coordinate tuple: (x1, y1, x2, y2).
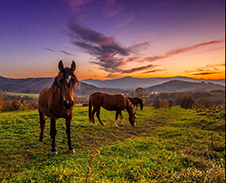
(62, 100, 74, 109)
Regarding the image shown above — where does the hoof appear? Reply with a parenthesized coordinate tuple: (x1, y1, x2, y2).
(68, 149, 75, 154)
(51, 151, 58, 155)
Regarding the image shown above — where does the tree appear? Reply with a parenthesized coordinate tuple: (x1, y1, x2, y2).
(131, 87, 150, 104)
(0, 98, 3, 112)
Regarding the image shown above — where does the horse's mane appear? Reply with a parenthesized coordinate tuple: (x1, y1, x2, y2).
(53, 70, 80, 89)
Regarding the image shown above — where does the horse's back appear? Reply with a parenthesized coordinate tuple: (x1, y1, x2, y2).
(90, 92, 127, 110)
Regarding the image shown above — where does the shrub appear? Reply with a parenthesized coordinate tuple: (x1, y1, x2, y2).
(152, 98, 173, 109)
(0, 98, 3, 111)
(176, 93, 194, 109)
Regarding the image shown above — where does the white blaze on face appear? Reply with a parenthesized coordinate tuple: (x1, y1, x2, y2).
(66, 75, 71, 84)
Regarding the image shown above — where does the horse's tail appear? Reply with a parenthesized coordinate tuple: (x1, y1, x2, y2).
(88, 97, 92, 123)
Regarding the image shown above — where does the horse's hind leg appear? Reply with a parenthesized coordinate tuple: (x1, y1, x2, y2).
(91, 108, 96, 124)
(96, 107, 105, 126)
(119, 110, 124, 126)
(39, 111, 45, 142)
(115, 110, 122, 127)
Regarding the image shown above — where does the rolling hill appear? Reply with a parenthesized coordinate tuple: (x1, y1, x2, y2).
(82, 76, 225, 90)
(0, 76, 225, 95)
(0, 76, 130, 95)
(145, 80, 225, 93)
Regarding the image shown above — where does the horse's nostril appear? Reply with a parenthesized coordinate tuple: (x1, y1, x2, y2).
(62, 100, 74, 109)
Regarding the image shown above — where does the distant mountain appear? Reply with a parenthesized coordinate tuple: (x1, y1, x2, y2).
(145, 80, 225, 93)
(0, 76, 224, 96)
(0, 76, 54, 94)
(82, 76, 225, 90)
(0, 76, 130, 95)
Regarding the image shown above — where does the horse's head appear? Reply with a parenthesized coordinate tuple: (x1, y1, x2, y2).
(54, 60, 79, 109)
(129, 112, 136, 127)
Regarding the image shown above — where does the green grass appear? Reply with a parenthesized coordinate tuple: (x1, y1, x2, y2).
(5, 92, 39, 98)
(0, 106, 225, 182)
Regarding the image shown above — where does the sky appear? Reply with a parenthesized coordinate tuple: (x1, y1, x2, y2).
(0, 0, 225, 80)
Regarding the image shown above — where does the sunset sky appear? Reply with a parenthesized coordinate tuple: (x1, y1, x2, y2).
(0, 0, 225, 80)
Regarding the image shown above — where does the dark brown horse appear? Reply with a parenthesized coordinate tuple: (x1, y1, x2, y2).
(89, 92, 136, 127)
(38, 60, 79, 155)
(127, 97, 143, 111)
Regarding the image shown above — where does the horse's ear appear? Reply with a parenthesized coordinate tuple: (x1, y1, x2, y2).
(58, 60, 64, 72)
(71, 60, 76, 71)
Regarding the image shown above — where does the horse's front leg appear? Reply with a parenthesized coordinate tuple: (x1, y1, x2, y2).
(39, 111, 45, 142)
(50, 116, 57, 155)
(66, 114, 75, 154)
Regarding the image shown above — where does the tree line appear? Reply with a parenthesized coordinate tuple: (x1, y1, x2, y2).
(0, 88, 225, 112)
(0, 94, 38, 112)
(129, 87, 225, 110)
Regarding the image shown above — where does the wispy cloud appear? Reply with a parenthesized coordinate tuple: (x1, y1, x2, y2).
(43, 47, 57, 52)
(142, 69, 166, 74)
(43, 47, 76, 56)
(184, 63, 225, 76)
(121, 64, 157, 74)
(59, 50, 77, 56)
(191, 71, 221, 76)
(117, 13, 135, 28)
(67, 20, 150, 75)
(145, 39, 225, 62)
(67, 20, 225, 78)
(67, 0, 91, 7)
(103, 2, 123, 17)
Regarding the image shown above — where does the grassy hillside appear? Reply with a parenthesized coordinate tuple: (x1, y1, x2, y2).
(0, 106, 225, 182)
(5, 92, 39, 98)
(146, 80, 225, 93)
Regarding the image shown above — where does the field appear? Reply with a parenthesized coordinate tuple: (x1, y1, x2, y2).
(0, 106, 225, 182)
(5, 92, 39, 98)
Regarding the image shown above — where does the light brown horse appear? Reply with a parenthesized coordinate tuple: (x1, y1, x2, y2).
(89, 91, 136, 127)
(38, 60, 79, 155)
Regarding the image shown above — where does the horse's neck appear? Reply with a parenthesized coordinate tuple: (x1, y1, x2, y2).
(50, 85, 62, 101)
(126, 102, 134, 116)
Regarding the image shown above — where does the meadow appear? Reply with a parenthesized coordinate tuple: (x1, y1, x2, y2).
(0, 106, 225, 182)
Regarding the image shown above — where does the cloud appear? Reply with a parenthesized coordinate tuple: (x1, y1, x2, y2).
(106, 73, 120, 79)
(59, 50, 77, 56)
(104, 3, 124, 17)
(184, 63, 225, 76)
(43, 47, 76, 56)
(191, 71, 220, 76)
(67, 0, 91, 7)
(67, 20, 150, 74)
(67, 21, 225, 78)
(121, 64, 157, 74)
(43, 47, 57, 52)
(117, 13, 135, 28)
(145, 39, 225, 62)
(142, 69, 166, 74)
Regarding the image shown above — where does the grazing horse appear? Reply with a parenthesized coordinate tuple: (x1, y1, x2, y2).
(38, 60, 79, 155)
(89, 91, 136, 127)
(128, 97, 143, 111)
